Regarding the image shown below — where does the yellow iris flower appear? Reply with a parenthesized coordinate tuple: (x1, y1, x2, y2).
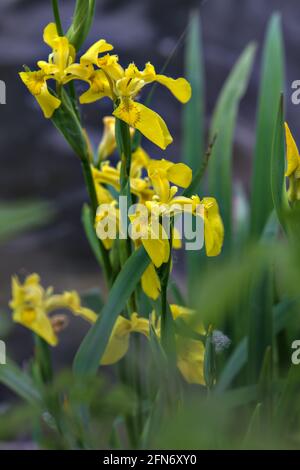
(101, 304, 205, 385)
(284, 122, 300, 202)
(92, 161, 154, 202)
(147, 159, 192, 203)
(19, 23, 110, 118)
(79, 48, 191, 149)
(10, 274, 97, 346)
(100, 313, 149, 365)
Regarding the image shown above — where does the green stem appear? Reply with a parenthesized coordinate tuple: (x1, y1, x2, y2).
(81, 156, 113, 286)
(160, 225, 173, 349)
(52, 0, 64, 36)
(34, 335, 53, 384)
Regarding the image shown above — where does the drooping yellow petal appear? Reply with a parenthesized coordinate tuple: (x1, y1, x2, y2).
(101, 316, 131, 365)
(35, 83, 61, 118)
(141, 263, 161, 300)
(142, 235, 170, 268)
(19, 71, 61, 118)
(156, 75, 192, 103)
(284, 122, 300, 177)
(113, 99, 173, 150)
(13, 306, 58, 346)
(203, 197, 224, 257)
(80, 40, 114, 66)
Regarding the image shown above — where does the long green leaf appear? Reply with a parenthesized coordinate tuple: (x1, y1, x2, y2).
(182, 11, 205, 300)
(271, 96, 289, 231)
(0, 360, 42, 405)
(0, 201, 53, 243)
(183, 10, 205, 180)
(208, 43, 256, 251)
(73, 247, 150, 376)
(250, 13, 284, 238)
(216, 299, 294, 392)
(67, 0, 96, 51)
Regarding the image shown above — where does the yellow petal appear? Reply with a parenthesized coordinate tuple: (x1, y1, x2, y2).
(167, 163, 192, 188)
(141, 264, 161, 300)
(36, 83, 61, 118)
(142, 235, 170, 268)
(43, 23, 59, 48)
(79, 70, 112, 104)
(13, 307, 58, 346)
(80, 40, 114, 66)
(113, 100, 173, 150)
(19, 71, 61, 118)
(63, 63, 92, 84)
(177, 338, 205, 385)
(285, 122, 300, 177)
(156, 75, 192, 103)
(130, 313, 150, 336)
(101, 316, 131, 365)
(203, 197, 224, 257)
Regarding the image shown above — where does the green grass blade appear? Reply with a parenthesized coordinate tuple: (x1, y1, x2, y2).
(216, 299, 294, 392)
(208, 43, 256, 251)
(182, 11, 206, 300)
(250, 13, 285, 238)
(182, 10, 205, 181)
(0, 201, 53, 243)
(73, 247, 150, 376)
(0, 360, 42, 406)
(271, 96, 289, 230)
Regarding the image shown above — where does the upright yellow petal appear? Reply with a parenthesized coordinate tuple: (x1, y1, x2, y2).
(141, 263, 161, 300)
(80, 39, 114, 66)
(113, 99, 173, 150)
(285, 122, 300, 177)
(156, 75, 192, 103)
(167, 163, 192, 188)
(43, 23, 59, 48)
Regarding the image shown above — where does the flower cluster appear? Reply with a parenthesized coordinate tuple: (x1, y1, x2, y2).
(10, 274, 205, 384)
(20, 23, 191, 149)
(16, 23, 225, 386)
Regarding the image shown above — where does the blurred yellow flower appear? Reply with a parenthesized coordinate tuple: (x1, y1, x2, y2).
(100, 313, 149, 365)
(10, 274, 97, 346)
(284, 122, 300, 201)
